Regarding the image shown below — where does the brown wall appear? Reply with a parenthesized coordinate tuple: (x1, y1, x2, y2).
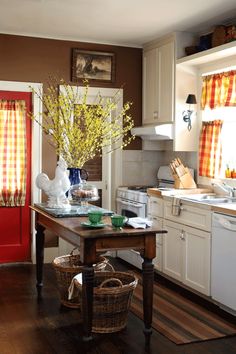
(0, 34, 142, 176)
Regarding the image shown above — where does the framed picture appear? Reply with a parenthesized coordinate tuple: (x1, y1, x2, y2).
(72, 49, 115, 83)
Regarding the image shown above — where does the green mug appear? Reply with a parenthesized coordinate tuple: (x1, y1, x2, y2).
(88, 211, 103, 224)
(111, 215, 128, 229)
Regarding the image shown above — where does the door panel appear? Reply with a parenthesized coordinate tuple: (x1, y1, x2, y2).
(0, 91, 32, 263)
(83, 155, 103, 207)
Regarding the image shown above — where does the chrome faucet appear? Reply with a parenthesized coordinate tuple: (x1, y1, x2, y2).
(212, 182, 235, 197)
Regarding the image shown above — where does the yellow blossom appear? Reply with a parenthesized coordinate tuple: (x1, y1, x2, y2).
(29, 78, 135, 168)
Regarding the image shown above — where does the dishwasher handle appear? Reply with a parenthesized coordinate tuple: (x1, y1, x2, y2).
(213, 214, 236, 231)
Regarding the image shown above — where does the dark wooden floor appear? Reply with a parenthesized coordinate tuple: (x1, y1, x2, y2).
(0, 258, 236, 354)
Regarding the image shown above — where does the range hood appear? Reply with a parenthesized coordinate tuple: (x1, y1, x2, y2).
(131, 123, 173, 140)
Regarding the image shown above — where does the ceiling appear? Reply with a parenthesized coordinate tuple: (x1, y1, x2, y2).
(1, 0, 236, 47)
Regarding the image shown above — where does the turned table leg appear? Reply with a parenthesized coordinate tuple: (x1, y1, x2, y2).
(35, 223, 45, 299)
(142, 257, 154, 348)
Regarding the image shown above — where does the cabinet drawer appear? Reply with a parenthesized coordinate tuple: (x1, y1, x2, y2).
(164, 200, 211, 231)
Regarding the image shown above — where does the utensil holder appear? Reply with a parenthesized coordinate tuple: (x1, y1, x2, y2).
(173, 168, 197, 189)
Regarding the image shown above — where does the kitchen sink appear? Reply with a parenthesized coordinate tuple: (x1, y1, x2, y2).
(181, 194, 236, 204)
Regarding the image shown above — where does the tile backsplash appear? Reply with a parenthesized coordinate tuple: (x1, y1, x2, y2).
(122, 150, 197, 186)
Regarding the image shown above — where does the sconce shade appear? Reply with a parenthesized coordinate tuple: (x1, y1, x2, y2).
(186, 94, 197, 104)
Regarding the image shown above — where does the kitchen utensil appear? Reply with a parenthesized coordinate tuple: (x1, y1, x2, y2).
(169, 158, 196, 189)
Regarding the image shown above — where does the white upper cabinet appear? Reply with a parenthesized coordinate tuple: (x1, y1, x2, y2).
(143, 39, 175, 125)
(142, 47, 159, 125)
(158, 42, 175, 124)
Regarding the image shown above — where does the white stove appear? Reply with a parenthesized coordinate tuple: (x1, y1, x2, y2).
(117, 186, 150, 203)
(116, 186, 153, 219)
(116, 185, 155, 269)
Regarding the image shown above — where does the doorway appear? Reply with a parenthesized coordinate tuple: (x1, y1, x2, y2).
(58, 85, 123, 256)
(0, 82, 123, 262)
(0, 91, 32, 262)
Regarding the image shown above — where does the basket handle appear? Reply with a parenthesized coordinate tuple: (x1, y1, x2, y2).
(103, 262, 115, 272)
(99, 277, 123, 288)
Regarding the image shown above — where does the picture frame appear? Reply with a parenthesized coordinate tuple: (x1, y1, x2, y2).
(72, 49, 115, 83)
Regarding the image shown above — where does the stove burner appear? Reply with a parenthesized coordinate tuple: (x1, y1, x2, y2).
(127, 185, 155, 193)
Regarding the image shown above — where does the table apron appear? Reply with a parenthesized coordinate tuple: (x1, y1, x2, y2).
(80, 234, 156, 263)
(36, 214, 80, 247)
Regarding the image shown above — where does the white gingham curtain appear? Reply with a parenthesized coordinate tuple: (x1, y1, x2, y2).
(0, 100, 27, 206)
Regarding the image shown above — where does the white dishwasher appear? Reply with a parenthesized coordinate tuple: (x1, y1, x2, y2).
(211, 212, 236, 312)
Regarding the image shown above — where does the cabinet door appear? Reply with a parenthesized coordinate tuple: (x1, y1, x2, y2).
(154, 245, 163, 272)
(163, 220, 183, 282)
(158, 41, 174, 123)
(183, 225, 211, 295)
(147, 196, 163, 218)
(148, 214, 163, 272)
(143, 48, 159, 125)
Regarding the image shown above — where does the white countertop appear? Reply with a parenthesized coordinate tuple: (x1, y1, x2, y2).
(148, 188, 236, 217)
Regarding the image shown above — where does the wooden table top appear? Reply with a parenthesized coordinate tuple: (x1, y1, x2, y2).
(30, 204, 167, 240)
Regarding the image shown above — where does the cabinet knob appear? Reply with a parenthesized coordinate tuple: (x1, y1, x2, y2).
(180, 230, 185, 240)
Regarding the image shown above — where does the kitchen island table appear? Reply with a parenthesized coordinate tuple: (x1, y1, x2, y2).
(30, 204, 167, 348)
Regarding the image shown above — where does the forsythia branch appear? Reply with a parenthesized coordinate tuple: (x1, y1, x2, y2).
(29, 78, 135, 167)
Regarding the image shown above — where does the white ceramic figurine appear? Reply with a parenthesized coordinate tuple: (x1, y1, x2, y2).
(36, 158, 71, 208)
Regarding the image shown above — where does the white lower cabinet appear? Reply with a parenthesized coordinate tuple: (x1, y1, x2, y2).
(163, 219, 211, 295)
(147, 196, 164, 271)
(147, 196, 211, 296)
(152, 217, 163, 272)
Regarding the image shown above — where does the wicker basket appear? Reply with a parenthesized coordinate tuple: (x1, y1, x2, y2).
(75, 271, 138, 333)
(52, 250, 108, 308)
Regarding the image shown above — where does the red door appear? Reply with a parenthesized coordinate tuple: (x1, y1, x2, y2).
(0, 91, 32, 263)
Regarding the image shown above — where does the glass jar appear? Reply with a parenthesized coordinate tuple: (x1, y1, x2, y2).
(70, 181, 99, 205)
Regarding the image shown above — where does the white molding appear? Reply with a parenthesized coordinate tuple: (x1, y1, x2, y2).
(0, 80, 43, 264)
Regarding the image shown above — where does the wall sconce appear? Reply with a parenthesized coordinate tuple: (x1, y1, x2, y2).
(182, 94, 197, 131)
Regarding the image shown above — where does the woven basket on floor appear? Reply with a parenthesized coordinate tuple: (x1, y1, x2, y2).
(75, 271, 138, 333)
(52, 250, 108, 308)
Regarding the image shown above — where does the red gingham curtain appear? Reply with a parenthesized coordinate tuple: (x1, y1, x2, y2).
(201, 70, 236, 110)
(198, 120, 223, 178)
(0, 100, 27, 206)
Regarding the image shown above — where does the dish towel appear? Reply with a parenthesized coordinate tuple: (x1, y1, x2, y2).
(68, 273, 83, 300)
(126, 217, 153, 229)
(171, 197, 182, 216)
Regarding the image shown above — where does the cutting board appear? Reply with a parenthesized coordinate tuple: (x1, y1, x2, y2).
(147, 188, 212, 198)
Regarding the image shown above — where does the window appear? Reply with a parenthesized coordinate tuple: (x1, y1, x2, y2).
(201, 106, 236, 179)
(200, 68, 236, 179)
